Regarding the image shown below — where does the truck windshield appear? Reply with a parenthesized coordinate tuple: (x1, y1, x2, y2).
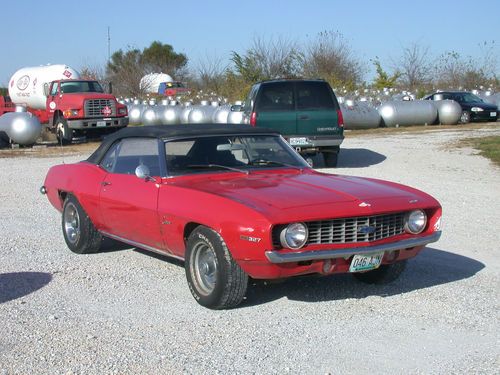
(60, 81, 104, 94)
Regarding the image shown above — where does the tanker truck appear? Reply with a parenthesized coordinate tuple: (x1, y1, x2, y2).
(2, 64, 128, 144)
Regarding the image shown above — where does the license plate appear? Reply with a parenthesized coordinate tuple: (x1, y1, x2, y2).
(289, 137, 308, 146)
(490, 112, 497, 117)
(97, 121, 106, 127)
(349, 252, 384, 272)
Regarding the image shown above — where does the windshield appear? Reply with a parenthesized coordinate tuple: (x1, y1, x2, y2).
(165, 135, 309, 176)
(60, 81, 104, 94)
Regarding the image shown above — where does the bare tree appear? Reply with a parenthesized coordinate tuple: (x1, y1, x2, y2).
(394, 42, 431, 91)
(302, 31, 364, 89)
(231, 35, 303, 82)
(194, 53, 228, 94)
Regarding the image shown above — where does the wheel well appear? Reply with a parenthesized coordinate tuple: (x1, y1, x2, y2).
(184, 222, 201, 243)
(58, 190, 68, 205)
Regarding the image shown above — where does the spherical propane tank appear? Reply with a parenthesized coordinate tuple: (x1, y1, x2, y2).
(140, 73, 173, 94)
(378, 100, 438, 127)
(433, 100, 462, 125)
(158, 106, 181, 125)
(0, 111, 42, 145)
(8, 64, 80, 109)
(212, 105, 230, 123)
(340, 102, 381, 129)
(227, 110, 244, 124)
(127, 104, 144, 125)
(141, 106, 158, 126)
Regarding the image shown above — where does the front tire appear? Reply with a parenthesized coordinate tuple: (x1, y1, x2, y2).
(56, 116, 73, 145)
(62, 195, 102, 254)
(352, 260, 407, 284)
(459, 111, 470, 124)
(185, 226, 248, 309)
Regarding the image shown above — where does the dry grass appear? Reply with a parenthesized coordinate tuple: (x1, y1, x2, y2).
(456, 135, 500, 167)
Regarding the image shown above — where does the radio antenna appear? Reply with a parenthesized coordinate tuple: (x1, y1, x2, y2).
(107, 26, 111, 64)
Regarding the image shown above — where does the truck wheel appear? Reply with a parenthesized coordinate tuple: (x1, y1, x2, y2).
(62, 195, 102, 254)
(321, 147, 339, 168)
(56, 117, 73, 145)
(459, 111, 470, 124)
(352, 260, 407, 284)
(185, 226, 248, 309)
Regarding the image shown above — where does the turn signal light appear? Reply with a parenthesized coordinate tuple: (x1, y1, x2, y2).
(250, 112, 257, 127)
(337, 109, 344, 128)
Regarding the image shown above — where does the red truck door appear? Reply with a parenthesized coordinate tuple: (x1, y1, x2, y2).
(46, 81, 60, 117)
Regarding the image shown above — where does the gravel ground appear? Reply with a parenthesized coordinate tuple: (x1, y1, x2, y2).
(0, 126, 499, 374)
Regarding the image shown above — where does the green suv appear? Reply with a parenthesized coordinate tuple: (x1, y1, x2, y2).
(236, 79, 344, 167)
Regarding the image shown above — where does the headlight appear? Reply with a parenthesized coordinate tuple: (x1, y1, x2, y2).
(63, 109, 79, 117)
(280, 222, 308, 249)
(118, 107, 127, 115)
(471, 107, 484, 112)
(405, 210, 427, 234)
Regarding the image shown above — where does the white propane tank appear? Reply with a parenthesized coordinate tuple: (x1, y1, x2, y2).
(140, 73, 173, 94)
(8, 64, 80, 109)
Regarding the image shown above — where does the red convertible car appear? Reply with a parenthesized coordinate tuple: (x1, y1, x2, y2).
(42, 124, 442, 309)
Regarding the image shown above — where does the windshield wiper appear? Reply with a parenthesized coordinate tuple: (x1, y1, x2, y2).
(186, 164, 249, 175)
(249, 159, 303, 170)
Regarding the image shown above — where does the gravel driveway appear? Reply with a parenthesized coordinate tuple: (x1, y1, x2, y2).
(1, 126, 499, 374)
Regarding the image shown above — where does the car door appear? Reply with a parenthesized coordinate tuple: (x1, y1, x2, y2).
(98, 138, 164, 250)
(254, 82, 296, 135)
(295, 81, 340, 136)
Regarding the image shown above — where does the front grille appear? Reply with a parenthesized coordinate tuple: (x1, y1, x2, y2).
(84, 99, 116, 117)
(273, 212, 406, 248)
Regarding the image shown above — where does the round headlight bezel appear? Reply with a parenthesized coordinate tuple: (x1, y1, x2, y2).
(405, 210, 427, 234)
(280, 222, 309, 249)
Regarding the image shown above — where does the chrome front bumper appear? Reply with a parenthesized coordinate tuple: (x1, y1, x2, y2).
(265, 231, 442, 264)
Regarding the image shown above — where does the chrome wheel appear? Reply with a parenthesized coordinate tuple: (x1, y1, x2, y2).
(191, 242, 217, 296)
(63, 202, 80, 245)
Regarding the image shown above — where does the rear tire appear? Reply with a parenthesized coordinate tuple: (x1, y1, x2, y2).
(62, 195, 102, 254)
(185, 226, 248, 309)
(55, 116, 73, 145)
(322, 148, 339, 168)
(353, 260, 407, 284)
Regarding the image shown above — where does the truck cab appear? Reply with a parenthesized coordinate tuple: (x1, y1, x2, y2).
(45, 79, 128, 144)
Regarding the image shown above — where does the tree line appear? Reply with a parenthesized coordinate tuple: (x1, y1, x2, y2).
(79, 32, 498, 101)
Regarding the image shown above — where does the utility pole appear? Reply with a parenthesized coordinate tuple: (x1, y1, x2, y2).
(107, 26, 111, 64)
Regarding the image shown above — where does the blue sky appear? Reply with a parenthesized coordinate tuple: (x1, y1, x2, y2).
(2, 0, 498, 85)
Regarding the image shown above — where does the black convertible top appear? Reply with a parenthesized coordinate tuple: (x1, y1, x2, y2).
(87, 124, 279, 164)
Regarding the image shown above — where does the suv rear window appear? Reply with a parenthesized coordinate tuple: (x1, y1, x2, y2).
(255, 82, 294, 111)
(296, 81, 335, 110)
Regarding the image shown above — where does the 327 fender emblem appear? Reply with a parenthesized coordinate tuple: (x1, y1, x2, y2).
(240, 235, 261, 243)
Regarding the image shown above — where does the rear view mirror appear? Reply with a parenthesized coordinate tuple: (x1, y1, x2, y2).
(230, 105, 242, 112)
(43, 83, 49, 97)
(217, 144, 245, 151)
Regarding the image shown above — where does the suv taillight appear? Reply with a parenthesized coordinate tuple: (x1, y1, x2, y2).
(250, 112, 257, 127)
(337, 109, 344, 128)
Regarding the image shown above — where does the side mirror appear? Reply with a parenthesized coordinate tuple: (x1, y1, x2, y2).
(230, 104, 242, 112)
(43, 83, 49, 97)
(135, 164, 151, 180)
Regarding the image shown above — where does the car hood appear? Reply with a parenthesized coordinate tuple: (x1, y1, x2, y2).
(171, 170, 434, 221)
(461, 102, 497, 110)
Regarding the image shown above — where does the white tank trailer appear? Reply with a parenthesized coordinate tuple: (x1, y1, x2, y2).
(140, 73, 173, 94)
(8, 64, 80, 109)
(378, 101, 438, 127)
(340, 102, 381, 129)
(0, 107, 42, 145)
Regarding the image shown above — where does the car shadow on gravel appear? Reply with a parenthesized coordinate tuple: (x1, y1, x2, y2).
(242, 247, 485, 307)
(0, 272, 52, 304)
(337, 148, 387, 168)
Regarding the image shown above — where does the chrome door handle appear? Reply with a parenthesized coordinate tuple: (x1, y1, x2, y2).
(101, 181, 111, 186)
(299, 115, 309, 120)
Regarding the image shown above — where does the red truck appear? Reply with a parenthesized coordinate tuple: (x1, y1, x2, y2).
(2, 65, 128, 144)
